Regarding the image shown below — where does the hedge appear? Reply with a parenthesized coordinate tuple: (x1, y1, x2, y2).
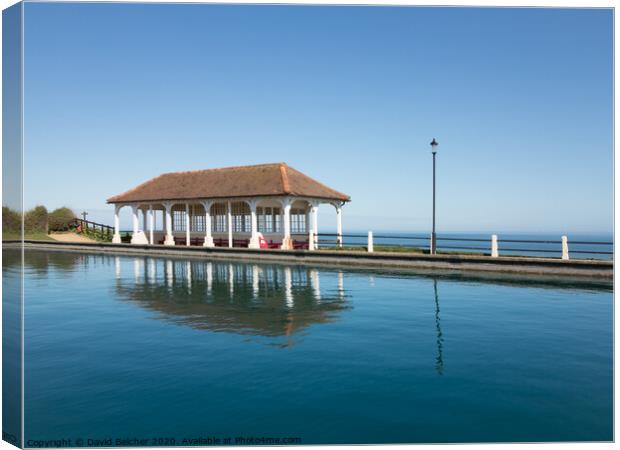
(48, 207, 77, 232)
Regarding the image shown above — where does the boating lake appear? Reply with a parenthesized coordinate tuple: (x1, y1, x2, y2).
(7, 249, 613, 444)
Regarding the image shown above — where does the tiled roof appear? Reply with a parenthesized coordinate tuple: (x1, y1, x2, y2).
(107, 163, 350, 203)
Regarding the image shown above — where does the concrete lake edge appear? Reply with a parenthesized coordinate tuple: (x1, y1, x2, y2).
(5, 240, 613, 282)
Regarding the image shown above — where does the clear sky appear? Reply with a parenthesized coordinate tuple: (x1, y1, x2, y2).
(21, 2, 613, 233)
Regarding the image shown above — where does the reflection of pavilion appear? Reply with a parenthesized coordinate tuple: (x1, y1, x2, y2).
(114, 257, 349, 341)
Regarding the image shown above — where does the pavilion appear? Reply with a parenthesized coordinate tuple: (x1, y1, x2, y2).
(107, 162, 350, 250)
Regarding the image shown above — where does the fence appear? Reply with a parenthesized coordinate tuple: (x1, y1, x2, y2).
(69, 218, 122, 242)
(316, 232, 613, 260)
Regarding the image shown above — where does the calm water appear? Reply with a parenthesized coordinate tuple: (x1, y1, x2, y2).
(11, 249, 613, 444)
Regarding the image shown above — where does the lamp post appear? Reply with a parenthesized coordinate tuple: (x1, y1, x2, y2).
(430, 138, 438, 255)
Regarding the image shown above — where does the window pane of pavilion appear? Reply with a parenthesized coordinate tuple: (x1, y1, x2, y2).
(173, 210, 186, 231)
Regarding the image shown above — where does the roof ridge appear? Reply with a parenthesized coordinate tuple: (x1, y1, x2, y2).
(160, 162, 284, 177)
(280, 163, 291, 194)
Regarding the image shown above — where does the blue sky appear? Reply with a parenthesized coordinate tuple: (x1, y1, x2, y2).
(21, 3, 613, 233)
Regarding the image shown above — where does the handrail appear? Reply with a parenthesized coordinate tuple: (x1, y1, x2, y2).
(70, 218, 115, 231)
(317, 232, 611, 246)
(314, 231, 612, 259)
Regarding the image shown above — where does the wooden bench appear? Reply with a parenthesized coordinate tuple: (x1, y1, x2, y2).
(293, 240, 309, 250)
(190, 237, 203, 246)
(233, 238, 249, 248)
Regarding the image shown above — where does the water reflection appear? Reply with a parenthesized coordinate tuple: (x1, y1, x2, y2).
(113, 257, 350, 344)
(11, 248, 612, 292)
(433, 279, 444, 375)
(10, 249, 612, 362)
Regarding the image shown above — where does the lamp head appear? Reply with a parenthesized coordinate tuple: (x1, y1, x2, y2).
(430, 138, 438, 154)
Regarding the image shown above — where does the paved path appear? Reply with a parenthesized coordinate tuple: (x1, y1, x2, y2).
(49, 232, 97, 243)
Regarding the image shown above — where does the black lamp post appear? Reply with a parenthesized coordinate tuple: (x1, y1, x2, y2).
(430, 138, 438, 255)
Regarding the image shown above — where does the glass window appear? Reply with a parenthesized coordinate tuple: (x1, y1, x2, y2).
(191, 213, 205, 232)
(290, 208, 307, 234)
(257, 206, 281, 233)
(211, 203, 227, 232)
(173, 210, 186, 231)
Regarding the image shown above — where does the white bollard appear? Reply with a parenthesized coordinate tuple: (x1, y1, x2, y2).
(561, 235, 569, 260)
(308, 230, 315, 251)
(491, 234, 499, 257)
(368, 231, 374, 253)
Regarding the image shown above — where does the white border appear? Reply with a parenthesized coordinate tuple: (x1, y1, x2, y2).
(0, 2, 615, 450)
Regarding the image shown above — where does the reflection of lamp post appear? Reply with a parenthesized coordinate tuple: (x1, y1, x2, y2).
(433, 279, 444, 375)
(430, 139, 438, 255)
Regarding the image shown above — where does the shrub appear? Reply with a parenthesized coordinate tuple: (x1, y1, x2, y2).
(24, 205, 48, 233)
(2, 206, 21, 233)
(48, 207, 76, 232)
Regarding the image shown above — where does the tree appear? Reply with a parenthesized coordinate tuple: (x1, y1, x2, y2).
(24, 205, 48, 233)
(48, 207, 76, 232)
(2, 207, 21, 233)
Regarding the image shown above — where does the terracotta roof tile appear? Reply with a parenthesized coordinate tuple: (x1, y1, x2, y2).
(107, 163, 350, 204)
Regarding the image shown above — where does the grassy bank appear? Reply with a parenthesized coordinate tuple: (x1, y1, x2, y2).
(319, 245, 486, 256)
(2, 231, 55, 241)
(3, 205, 78, 242)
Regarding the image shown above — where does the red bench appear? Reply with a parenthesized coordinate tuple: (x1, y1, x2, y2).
(190, 237, 204, 246)
(233, 239, 249, 248)
(293, 240, 309, 250)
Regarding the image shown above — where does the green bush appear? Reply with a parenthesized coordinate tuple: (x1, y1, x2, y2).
(48, 207, 76, 232)
(24, 205, 48, 233)
(2, 206, 21, 232)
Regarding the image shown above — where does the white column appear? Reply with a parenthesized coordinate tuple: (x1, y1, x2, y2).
(163, 202, 175, 246)
(491, 234, 499, 258)
(185, 203, 191, 246)
(148, 205, 154, 245)
(132, 205, 139, 234)
(562, 235, 569, 260)
(336, 204, 342, 248)
(308, 230, 315, 251)
(130, 205, 148, 244)
(227, 201, 233, 248)
(249, 200, 260, 249)
(202, 201, 214, 247)
(142, 208, 147, 232)
(112, 205, 122, 243)
(368, 231, 374, 253)
(281, 198, 292, 250)
(311, 203, 319, 249)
